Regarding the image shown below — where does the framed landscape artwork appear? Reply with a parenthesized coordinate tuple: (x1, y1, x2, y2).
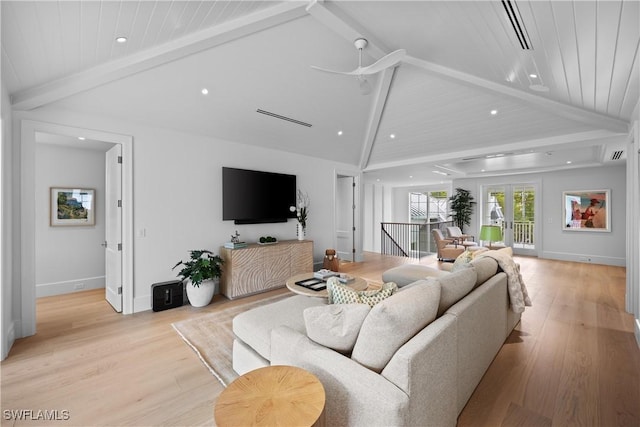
(562, 189, 610, 232)
(50, 187, 95, 226)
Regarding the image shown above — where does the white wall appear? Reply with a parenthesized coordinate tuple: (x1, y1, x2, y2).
(14, 106, 356, 313)
(453, 165, 627, 266)
(35, 144, 106, 296)
(1, 79, 15, 360)
(628, 99, 640, 347)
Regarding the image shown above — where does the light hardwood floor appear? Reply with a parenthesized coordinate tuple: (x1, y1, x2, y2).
(1, 253, 638, 426)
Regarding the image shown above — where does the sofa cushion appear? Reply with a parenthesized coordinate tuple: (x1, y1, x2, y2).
(437, 267, 478, 317)
(351, 279, 441, 373)
(232, 295, 326, 361)
(327, 278, 397, 307)
(468, 257, 499, 287)
(303, 304, 371, 353)
(381, 264, 449, 288)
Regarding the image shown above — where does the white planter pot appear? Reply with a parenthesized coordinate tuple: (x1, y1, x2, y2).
(297, 223, 305, 241)
(186, 279, 215, 307)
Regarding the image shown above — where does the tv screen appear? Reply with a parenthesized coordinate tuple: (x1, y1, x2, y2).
(222, 167, 297, 224)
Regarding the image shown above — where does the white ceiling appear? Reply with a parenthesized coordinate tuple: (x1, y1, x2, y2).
(2, 0, 638, 186)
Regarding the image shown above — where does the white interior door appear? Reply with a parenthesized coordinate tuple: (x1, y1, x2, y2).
(105, 144, 122, 312)
(336, 175, 355, 262)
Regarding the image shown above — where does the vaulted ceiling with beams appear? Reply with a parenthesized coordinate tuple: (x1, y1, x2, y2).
(2, 0, 638, 186)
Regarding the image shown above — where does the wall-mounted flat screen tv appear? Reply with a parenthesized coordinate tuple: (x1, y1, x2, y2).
(222, 167, 297, 224)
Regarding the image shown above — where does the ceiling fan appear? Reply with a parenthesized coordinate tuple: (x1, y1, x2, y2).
(311, 38, 406, 94)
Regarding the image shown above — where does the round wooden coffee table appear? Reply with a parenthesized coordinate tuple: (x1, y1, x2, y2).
(286, 272, 369, 297)
(214, 365, 325, 427)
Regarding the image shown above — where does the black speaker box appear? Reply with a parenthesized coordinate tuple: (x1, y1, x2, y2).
(151, 280, 184, 312)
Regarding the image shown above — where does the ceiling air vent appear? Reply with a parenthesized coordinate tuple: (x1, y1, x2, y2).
(611, 150, 624, 161)
(502, 0, 532, 50)
(256, 109, 312, 128)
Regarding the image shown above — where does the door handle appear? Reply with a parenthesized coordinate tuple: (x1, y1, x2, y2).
(101, 241, 107, 248)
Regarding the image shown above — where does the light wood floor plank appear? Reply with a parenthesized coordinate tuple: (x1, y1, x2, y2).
(1, 253, 638, 426)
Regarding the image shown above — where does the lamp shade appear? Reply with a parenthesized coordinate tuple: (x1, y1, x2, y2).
(479, 225, 503, 242)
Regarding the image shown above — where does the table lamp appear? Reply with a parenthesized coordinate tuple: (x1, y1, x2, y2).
(479, 225, 503, 249)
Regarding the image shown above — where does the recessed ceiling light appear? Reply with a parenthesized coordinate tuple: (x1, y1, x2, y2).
(566, 160, 572, 164)
(481, 169, 486, 172)
(409, 175, 413, 178)
(490, 110, 498, 115)
(529, 73, 538, 78)
(390, 134, 396, 139)
(337, 130, 343, 136)
(376, 178, 380, 182)
(116, 36, 128, 43)
(201, 88, 209, 95)
(78, 137, 86, 140)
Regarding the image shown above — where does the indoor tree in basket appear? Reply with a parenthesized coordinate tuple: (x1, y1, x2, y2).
(172, 250, 223, 307)
(449, 188, 476, 232)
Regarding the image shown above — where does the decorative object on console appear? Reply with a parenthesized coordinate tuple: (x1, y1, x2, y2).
(448, 188, 476, 232)
(479, 225, 503, 249)
(291, 189, 309, 240)
(258, 236, 278, 245)
(225, 231, 247, 249)
(50, 187, 95, 226)
(172, 249, 224, 307)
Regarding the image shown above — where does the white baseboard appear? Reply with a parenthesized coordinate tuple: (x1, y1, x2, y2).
(36, 276, 105, 298)
(540, 251, 625, 267)
(1, 321, 15, 361)
(134, 294, 152, 313)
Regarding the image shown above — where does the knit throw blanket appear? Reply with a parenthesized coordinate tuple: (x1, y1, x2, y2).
(477, 251, 532, 313)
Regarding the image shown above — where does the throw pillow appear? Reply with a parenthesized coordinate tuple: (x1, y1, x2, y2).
(327, 278, 397, 307)
(351, 279, 441, 373)
(303, 304, 371, 353)
(451, 250, 474, 272)
(436, 267, 477, 316)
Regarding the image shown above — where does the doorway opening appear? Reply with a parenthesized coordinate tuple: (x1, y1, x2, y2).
(20, 120, 133, 339)
(335, 170, 362, 263)
(481, 183, 539, 256)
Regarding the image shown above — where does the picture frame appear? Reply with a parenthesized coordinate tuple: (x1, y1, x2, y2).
(562, 189, 610, 232)
(50, 187, 95, 226)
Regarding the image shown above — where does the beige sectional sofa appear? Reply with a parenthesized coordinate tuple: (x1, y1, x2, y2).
(232, 256, 522, 426)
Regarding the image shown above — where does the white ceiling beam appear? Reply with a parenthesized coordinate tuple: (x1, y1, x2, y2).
(11, 2, 309, 111)
(364, 130, 626, 171)
(404, 56, 630, 134)
(306, 0, 388, 59)
(360, 67, 396, 169)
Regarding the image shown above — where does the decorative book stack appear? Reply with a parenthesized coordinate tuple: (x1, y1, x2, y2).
(224, 241, 248, 249)
(313, 269, 338, 280)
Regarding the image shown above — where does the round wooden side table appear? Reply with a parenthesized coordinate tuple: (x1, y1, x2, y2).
(214, 365, 325, 427)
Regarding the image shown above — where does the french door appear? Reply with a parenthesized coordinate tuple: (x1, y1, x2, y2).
(482, 183, 538, 256)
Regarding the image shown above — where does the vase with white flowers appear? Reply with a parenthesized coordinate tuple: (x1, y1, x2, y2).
(290, 190, 310, 240)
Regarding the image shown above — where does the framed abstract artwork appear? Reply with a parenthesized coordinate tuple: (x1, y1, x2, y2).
(562, 189, 610, 232)
(50, 187, 95, 226)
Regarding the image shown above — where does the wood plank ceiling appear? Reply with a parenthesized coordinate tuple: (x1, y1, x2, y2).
(1, 1, 638, 185)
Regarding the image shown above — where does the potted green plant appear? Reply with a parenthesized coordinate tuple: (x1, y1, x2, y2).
(172, 249, 223, 307)
(449, 188, 476, 232)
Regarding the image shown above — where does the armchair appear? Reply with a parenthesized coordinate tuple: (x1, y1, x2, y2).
(432, 229, 465, 261)
(446, 226, 477, 247)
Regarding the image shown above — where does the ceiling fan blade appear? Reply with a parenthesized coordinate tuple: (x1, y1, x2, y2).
(310, 65, 358, 76)
(358, 49, 406, 75)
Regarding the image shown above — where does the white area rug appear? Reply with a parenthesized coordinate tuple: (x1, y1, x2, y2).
(172, 293, 290, 386)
